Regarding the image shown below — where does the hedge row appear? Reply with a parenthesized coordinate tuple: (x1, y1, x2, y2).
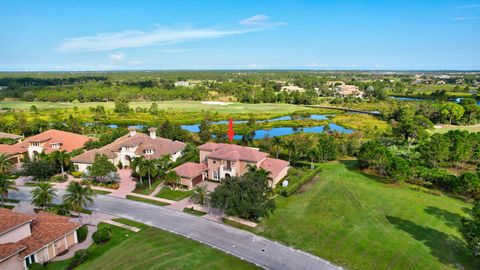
(280, 167, 322, 197)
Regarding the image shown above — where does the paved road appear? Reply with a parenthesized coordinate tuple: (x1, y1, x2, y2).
(10, 187, 341, 270)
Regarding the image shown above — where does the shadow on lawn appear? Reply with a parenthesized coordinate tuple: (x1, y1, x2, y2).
(339, 160, 391, 184)
(386, 215, 479, 269)
(424, 206, 463, 229)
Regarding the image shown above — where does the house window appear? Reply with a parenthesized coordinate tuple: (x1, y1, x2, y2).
(212, 160, 216, 164)
(213, 171, 218, 180)
(25, 254, 35, 267)
(145, 149, 154, 155)
(52, 143, 60, 149)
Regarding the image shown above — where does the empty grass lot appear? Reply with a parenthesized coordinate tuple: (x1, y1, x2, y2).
(256, 161, 480, 270)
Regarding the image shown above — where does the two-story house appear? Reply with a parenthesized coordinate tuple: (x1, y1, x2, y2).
(172, 142, 289, 189)
(72, 127, 186, 172)
(0, 209, 80, 270)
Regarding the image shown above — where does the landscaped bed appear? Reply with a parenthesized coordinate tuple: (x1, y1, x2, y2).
(132, 179, 162, 195)
(92, 189, 111, 195)
(183, 207, 207, 216)
(155, 187, 193, 201)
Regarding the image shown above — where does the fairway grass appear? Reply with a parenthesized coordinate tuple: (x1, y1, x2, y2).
(256, 161, 480, 270)
(429, 124, 480, 134)
(0, 100, 309, 114)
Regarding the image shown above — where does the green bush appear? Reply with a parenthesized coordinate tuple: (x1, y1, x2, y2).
(71, 171, 83, 178)
(68, 249, 89, 270)
(29, 263, 45, 270)
(77, 225, 88, 243)
(280, 167, 321, 197)
(92, 227, 112, 244)
(50, 175, 67, 182)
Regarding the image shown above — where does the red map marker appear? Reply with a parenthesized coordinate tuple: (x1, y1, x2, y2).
(228, 118, 235, 142)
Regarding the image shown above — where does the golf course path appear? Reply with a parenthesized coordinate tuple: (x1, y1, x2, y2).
(10, 187, 341, 270)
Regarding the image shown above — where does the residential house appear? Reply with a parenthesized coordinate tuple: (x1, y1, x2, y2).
(281, 85, 305, 92)
(335, 85, 364, 98)
(0, 132, 23, 142)
(0, 129, 93, 164)
(0, 209, 80, 270)
(171, 142, 289, 189)
(72, 127, 186, 172)
(174, 81, 190, 87)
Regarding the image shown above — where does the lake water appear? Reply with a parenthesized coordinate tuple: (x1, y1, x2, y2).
(84, 114, 353, 139)
(391, 96, 480, 105)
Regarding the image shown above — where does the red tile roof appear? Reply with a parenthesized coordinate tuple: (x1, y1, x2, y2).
(0, 208, 33, 235)
(260, 158, 290, 179)
(0, 144, 27, 155)
(15, 129, 93, 154)
(0, 243, 26, 261)
(172, 162, 207, 179)
(199, 143, 267, 162)
(72, 132, 186, 164)
(0, 132, 23, 140)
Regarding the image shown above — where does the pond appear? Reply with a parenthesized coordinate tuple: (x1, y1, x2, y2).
(84, 114, 354, 140)
(391, 96, 480, 105)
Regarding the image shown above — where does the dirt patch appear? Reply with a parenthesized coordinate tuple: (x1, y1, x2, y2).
(297, 175, 320, 194)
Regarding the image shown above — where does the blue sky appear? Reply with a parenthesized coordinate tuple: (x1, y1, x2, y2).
(1, 0, 480, 70)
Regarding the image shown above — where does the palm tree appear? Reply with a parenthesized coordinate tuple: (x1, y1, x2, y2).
(31, 182, 56, 209)
(157, 155, 171, 176)
(131, 156, 145, 184)
(164, 171, 180, 188)
(0, 174, 18, 206)
(190, 185, 208, 205)
(51, 150, 71, 179)
(270, 137, 283, 159)
(62, 182, 95, 212)
(307, 148, 318, 170)
(0, 154, 13, 174)
(141, 159, 159, 189)
(284, 140, 297, 162)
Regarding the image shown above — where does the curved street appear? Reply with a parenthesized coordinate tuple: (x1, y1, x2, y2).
(10, 187, 341, 270)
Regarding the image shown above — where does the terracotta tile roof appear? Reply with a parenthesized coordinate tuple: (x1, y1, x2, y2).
(0, 208, 33, 235)
(172, 162, 207, 179)
(0, 132, 23, 140)
(199, 143, 267, 162)
(0, 243, 26, 261)
(260, 158, 290, 179)
(0, 144, 27, 155)
(13, 129, 93, 154)
(73, 132, 186, 164)
(0, 209, 80, 258)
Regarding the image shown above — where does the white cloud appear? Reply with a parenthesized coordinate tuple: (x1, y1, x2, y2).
(58, 15, 284, 52)
(109, 52, 125, 60)
(247, 63, 262, 68)
(451, 16, 478, 21)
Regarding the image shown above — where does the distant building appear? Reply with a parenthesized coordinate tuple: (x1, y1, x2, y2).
(335, 85, 364, 98)
(281, 85, 305, 92)
(174, 81, 190, 87)
(0, 209, 80, 269)
(436, 80, 446, 85)
(0, 132, 23, 142)
(72, 127, 186, 172)
(0, 86, 7, 91)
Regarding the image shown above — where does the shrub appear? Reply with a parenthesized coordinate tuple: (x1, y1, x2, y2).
(71, 171, 83, 178)
(29, 263, 45, 270)
(92, 227, 112, 244)
(50, 175, 67, 182)
(135, 181, 146, 190)
(68, 249, 90, 270)
(77, 225, 88, 243)
(280, 167, 321, 197)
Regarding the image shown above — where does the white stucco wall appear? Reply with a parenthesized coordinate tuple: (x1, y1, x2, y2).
(0, 223, 31, 244)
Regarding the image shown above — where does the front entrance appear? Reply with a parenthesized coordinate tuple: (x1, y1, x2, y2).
(123, 155, 132, 169)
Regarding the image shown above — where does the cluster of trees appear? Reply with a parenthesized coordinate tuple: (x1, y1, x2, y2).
(210, 166, 276, 221)
(130, 155, 176, 189)
(358, 130, 480, 197)
(20, 150, 78, 181)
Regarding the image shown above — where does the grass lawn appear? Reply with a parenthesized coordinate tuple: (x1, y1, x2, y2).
(0, 100, 308, 114)
(133, 180, 162, 195)
(68, 221, 258, 270)
(256, 161, 480, 270)
(92, 189, 111, 195)
(0, 204, 15, 209)
(126, 195, 170, 206)
(429, 125, 480, 134)
(155, 187, 193, 201)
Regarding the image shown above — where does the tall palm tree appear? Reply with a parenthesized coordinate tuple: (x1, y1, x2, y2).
(157, 155, 171, 175)
(190, 185, 208, 205)
(131, 156, 145, 184)
(62, 182, 95, 212)
(0, 154, 13, 174)
(307, 148, 318, 170)
(0, 174, 18, 206)
(284, 140, 297, 162)
(141, 159, 159, 189)
(51, 150, 71, 179)
(31, 182, 56, 209)
(270, 137, 283, 159)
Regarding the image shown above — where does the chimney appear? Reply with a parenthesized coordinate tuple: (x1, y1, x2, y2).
(128, 126, 137, 137)
(148, 127, 157, 139)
